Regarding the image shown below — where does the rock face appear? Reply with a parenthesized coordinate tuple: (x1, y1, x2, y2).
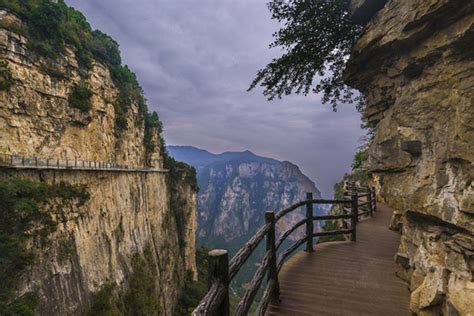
(168, 146, 324, 244)
(346, 0, 474, 314)
(0, 10, 159, 167)
(0, 9, 196, 315)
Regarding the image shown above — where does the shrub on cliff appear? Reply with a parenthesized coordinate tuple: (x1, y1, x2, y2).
(0, 179, 89, 315)
(0, 60, 13, 90)
(175, 246, 210, 316)
(249, 0, 363, 109)
(1, 0, 166, 163)
(68, 83, 93, 112)
(122, 247, 162, 315)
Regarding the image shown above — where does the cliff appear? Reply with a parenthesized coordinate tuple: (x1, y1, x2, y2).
(0, 4, 196, 315)
(346, 0, 474, 314)
(168, 146, 324, 244)
(168, 146, 324, 297)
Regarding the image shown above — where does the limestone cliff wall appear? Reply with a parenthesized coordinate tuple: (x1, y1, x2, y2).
(0, 9, 196, 315)
(197, 160, 323, 244)
(0, 10, 160, 168)
(346, 0, 474, 315)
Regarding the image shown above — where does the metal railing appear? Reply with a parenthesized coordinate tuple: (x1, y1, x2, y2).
(192, 185, 376, 316)
(0, 153, 167, 173)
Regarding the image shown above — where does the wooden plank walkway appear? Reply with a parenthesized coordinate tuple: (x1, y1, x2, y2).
(267, 204, 410, 316)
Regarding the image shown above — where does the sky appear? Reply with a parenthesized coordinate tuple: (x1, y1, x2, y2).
(66, 0, 365, 197)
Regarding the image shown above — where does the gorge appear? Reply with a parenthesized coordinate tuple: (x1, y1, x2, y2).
(168, 145, 325, 297)
(1, 0, 473, 315)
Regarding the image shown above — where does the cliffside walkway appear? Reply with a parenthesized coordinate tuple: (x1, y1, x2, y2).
(0, 153, 167, 173)
(266, 203, 410, 315)
(192, 185, 411, 316)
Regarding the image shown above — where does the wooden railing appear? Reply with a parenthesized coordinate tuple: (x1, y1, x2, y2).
(0, 153, 167, 173)
(192, 185, 377, 316)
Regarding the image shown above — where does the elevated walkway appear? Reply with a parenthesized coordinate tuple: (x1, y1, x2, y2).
(0, 153, 167, 173)
(267, 204, 410, 315)
(192, 187, 411, 316)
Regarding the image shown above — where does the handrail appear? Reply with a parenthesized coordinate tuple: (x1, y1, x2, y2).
(0, 153, 167, 173)
(233, 250, 272, 315)
(193, 185, 377, 316)
(274, 201, 306, 221)
(228, 223, 271, 280)
(275, 218, 306, 250)
(277, 236, 307, 272)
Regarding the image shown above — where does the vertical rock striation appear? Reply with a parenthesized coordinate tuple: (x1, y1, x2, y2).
(346, 0, 474, 314)
(0, 8, 196, 315)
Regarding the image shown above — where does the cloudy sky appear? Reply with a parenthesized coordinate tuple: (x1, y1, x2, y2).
(66, 0, 365, 197)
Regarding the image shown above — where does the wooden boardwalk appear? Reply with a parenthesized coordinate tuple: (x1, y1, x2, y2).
(267, 204, 410, 316)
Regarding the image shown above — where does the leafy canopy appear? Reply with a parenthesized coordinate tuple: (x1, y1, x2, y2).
(68, 83, 93, 112)
(249, 0, 362, 109)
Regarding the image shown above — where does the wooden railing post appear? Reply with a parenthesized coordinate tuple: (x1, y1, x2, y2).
(305, 192, 314, 252)
(372, 187, 376, 213)
(367, 186, 374, 217)
(208, 249, 229, 316)
(265, 211, 280, 300)
(351, 193, 358, 242)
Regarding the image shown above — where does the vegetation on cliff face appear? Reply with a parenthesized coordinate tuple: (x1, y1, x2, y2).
(68, 82, 93, 112)
(0, 59, 13, 90)
(122, 247, 162, 315)
(249, 0, 363, 109)
(165, 154, 198, 254)
(322, 148, 370, 241)
(174, 246, 209, 316)
(0, 0, 164, 162)
(0, 178, 89, 315)
(87, 245, 162, 316)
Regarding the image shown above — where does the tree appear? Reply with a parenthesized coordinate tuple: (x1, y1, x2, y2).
(249, 0, 363, 109)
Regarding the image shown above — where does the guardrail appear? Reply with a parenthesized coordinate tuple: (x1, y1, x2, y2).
(0, 153, 167, 173)
(192, 185, 376, 316)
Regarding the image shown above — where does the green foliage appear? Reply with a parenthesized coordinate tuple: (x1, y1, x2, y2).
(351, 149, 367, 171)
(249, 0, 363, 109)
(143, 111, 164, 162)
(85, 247, 162, 316)
(109, 65, 150, 131)
(174, 246, 210, 316)
(1, 0, 121, 70)
(164, 152, 198, 254)
(1, 1, 166, 165)
(87, 285, 120, 316)
(68, 82, 93, 112)
(90, 30, 121, 66)
(319, 220, 345, 243)
(122, 247, 161, 316)
(0, 59, 13, 90)
(0, 178, 89, 314)
(0, 292, 38, 316)
(165, 155, 198, 193)
(28, 0, 66, 58)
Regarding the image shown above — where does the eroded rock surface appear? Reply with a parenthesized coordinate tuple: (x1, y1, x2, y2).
(346, 0, 474, 314)
(0, 10, 196, 315)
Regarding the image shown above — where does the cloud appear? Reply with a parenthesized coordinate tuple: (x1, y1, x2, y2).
(65, 0, 365, 197)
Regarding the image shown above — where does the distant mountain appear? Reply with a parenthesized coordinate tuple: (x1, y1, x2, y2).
(167, 146, 323, 243)
(167, 146, 279, 172)
(168, 145, 325, 297)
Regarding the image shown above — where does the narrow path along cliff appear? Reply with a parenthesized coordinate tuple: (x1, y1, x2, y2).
(267, 204, 410, 315)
